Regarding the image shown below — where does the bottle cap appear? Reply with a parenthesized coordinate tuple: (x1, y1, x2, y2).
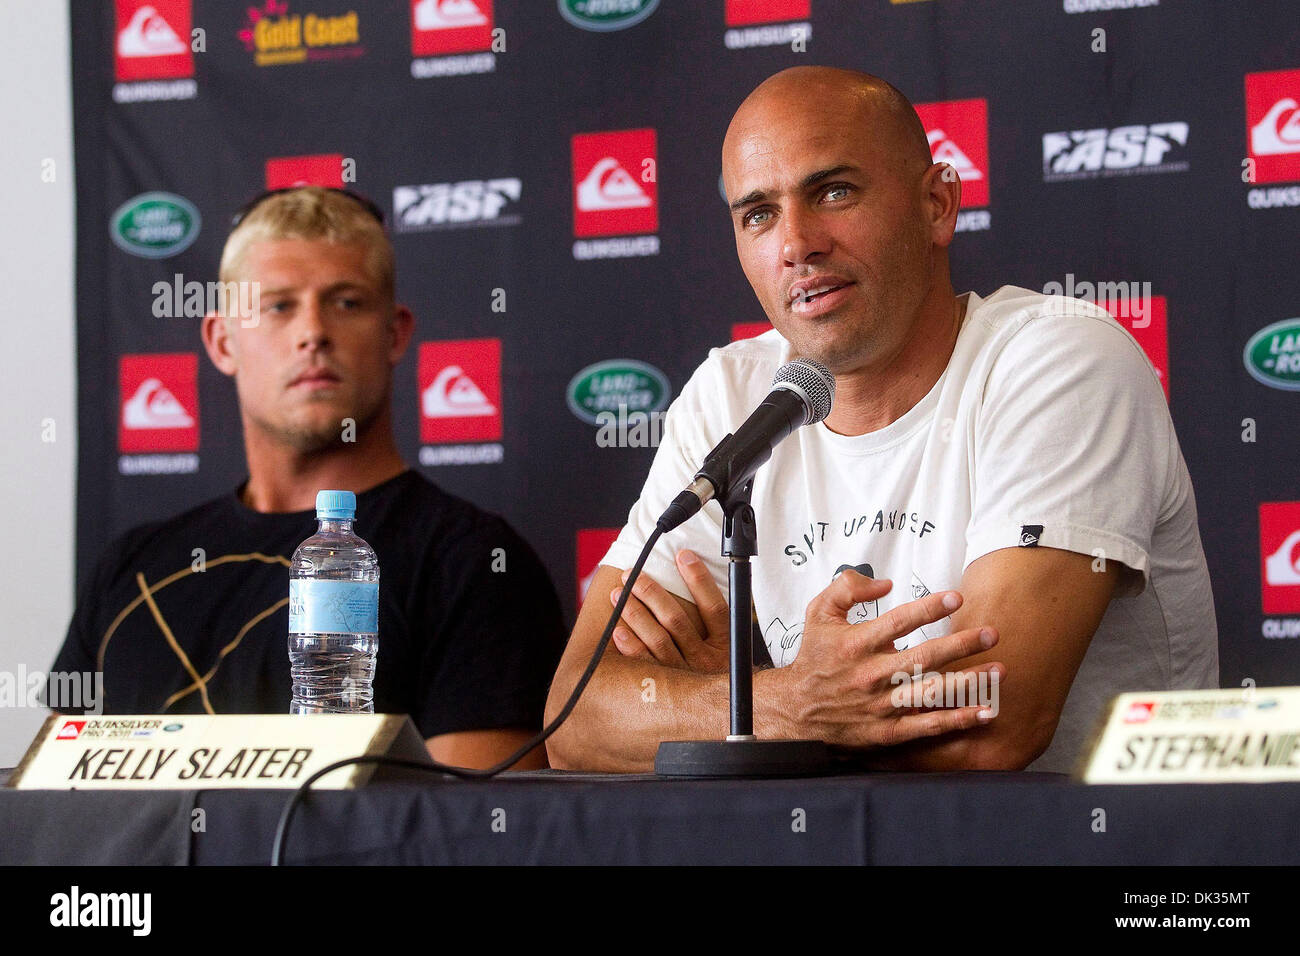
(315, 489, 356, 519)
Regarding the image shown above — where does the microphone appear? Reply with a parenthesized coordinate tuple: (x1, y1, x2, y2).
(656, 358, 835, 533)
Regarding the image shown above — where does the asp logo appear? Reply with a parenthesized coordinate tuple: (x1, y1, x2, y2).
(119, 354, 199, 453)
(1246, 68, 1300, 184)
(115, 0, 193, 81)
(1261, 502, 1300, 615)
(576, 528, 621, 607)
(725, 0, 810, 25)
(915, 99, 989, 208)
(418, 339, 502, 443)
(1043, 123, 1189, 180)
(393, 179, 521, 231)
(411, 0, 494, 56)
(265, 154, 347, 189)
(572, 129, 658, 238)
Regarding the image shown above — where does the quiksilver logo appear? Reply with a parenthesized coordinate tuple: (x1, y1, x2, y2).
(118, 6, 187, 57)
(1020, 525, 1043, 547)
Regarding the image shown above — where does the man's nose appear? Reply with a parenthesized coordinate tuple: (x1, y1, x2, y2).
(294, 300, 330, 351)
(781, 206, 831, 265)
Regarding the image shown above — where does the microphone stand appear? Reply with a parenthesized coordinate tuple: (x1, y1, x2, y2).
(655, 478, 830, 777)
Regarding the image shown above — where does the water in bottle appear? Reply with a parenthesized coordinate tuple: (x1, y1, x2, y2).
(288, 490, 379, 713)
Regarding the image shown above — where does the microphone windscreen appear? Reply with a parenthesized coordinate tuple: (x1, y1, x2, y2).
(772, 358, 835, 425)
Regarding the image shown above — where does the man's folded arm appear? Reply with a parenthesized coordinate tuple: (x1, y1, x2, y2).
(860, 545, 1120, 771)
(544, 564, 742, 772)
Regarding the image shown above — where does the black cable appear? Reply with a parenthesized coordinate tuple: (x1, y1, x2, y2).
(270, 528, 663, 865)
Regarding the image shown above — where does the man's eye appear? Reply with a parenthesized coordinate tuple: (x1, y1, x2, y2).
(823, 184, 851, 201)
(266, 300, 291, 313)
(744, 208, 772, 228)
(335, 297, 362, 310)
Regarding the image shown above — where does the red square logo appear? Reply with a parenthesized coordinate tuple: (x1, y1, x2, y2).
(56, 720, 87, 740)
(264, 154, 347, 190)
(725, 0, 810, 25)
(411, 0, 494, 57)
(114, 0, 194, 82)
(1104, 295, 1168, 401)
(119, 353, 199, 453)
(576, 528, 621, 607)
(1246, 68, 1300, 185)
(572, 129, 658, 238)
(419, 339, 502, 443)
(1261, 502, 1300, 615)
(731, 321, 771, 341)
(1122, 702, 1155, 724)
(915, 99, 989, 208)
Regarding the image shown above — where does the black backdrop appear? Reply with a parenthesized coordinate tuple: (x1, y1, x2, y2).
(72, 1, 1299, 689)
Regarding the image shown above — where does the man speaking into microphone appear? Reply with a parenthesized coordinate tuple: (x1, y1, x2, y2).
(545, 66, 1219, 773)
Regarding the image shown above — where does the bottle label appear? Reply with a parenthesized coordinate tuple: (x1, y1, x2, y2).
(289, 579, 379, 635)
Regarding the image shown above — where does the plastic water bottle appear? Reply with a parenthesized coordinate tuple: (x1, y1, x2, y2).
(288, 490, 379, 714)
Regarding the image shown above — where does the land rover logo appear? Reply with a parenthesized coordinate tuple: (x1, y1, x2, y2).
(567, 360, 669, 425)
(1244, 319, 1300, 391)
(558, 0, 660, 32)
(110, 192, 201, 258)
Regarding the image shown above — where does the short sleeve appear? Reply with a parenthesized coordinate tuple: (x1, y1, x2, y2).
(964, 309, 1173, 593)
(414, 517, 566, 739)
(601, 356, 736, 604)
(46, 535, 128, 712)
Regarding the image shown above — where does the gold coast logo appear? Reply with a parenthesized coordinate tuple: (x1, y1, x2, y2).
(238, 0, 364, 67)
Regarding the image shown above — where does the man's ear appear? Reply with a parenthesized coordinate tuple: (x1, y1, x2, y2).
(201, 311, 238, 377)
(388, 304, 415, 366)
(923, 162, 962, 249)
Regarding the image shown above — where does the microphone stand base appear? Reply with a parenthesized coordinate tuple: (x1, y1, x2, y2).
(654, 738, 830, 778)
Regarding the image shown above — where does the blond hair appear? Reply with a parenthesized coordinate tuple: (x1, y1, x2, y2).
(219, 187, 394, 297)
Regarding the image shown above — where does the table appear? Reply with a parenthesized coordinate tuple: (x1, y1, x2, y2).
(3, 768, 1298, 865)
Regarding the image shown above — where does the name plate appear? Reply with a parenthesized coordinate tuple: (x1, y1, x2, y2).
(1080, 687, 1300, 784)
(6, 713, 431, 790)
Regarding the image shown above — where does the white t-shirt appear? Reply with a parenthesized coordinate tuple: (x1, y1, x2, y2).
(604, 285, 1219, 773)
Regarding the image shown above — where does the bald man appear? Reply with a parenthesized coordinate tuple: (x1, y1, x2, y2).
(545, 67, 1218, 773)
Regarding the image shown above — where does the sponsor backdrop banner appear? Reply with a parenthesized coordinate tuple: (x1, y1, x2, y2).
(72, 1, 1299, 688)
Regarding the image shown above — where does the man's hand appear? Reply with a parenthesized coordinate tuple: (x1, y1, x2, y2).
(609, 550, 730, 672)
(768, 569, 1004, 749)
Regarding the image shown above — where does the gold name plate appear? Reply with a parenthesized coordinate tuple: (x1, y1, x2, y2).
(6, 713, 430, 790)
(1080, 687, 1300, 784)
